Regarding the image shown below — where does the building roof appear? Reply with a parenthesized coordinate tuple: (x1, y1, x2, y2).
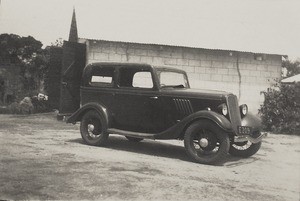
(70, 7, 286, 58)
(79, 38, 287, 57)
(281, 74, 300, 83)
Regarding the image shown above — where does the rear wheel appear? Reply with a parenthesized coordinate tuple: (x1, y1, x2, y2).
(125, 136, 143, 142)
(184, 120, 230, 165)
(229, 141, 262, 158)
(80, 110, 108, 146)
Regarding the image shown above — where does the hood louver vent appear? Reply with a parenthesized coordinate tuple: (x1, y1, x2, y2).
(173, 98, 194, 116)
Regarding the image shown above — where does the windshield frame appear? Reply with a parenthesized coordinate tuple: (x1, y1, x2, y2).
(155, 68, 190, 89)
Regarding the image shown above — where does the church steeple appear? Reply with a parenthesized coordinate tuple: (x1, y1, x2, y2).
(68, 8, 78, 42)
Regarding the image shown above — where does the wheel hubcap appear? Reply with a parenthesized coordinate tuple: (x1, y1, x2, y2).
(199, 138, 209, 148)
(88, 124, 95, 132)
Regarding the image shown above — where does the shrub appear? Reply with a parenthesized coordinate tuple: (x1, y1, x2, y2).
(7, 102, 21, 114)
(259, 82, 300, 135)
(4, 96, 51, 114)
(19, 97, 34, 114)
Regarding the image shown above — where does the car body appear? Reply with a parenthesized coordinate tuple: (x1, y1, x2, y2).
(67, 62, 267, 164)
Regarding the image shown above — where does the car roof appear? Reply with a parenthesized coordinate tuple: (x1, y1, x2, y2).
(87, 62, 151, 68)
(153, 66, 186, 74)
(86, 62, 186, 74)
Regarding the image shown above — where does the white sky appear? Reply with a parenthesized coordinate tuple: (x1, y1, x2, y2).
(0, 0, 299, 60)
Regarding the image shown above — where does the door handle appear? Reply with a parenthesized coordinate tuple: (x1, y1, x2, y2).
(150, 96, 158, 100)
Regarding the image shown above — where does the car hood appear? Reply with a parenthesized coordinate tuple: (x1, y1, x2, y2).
(159, 88, 232, 100)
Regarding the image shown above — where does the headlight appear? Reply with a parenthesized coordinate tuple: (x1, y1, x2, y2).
(218, 103, 228, 116)
(240, 104, 248, 116)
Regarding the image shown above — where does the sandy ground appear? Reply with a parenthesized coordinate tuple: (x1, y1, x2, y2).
(0, 113, 299, 201)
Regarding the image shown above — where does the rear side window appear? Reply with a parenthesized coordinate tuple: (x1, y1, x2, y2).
(89, 67, 114, 87)
(91, 76, 112, 84)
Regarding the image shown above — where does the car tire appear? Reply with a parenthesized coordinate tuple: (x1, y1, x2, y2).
(125, 136, 143, 142)
(229, 141, 262, 158)
(184, 120, 230, 165)
(80, 110, 108, 146)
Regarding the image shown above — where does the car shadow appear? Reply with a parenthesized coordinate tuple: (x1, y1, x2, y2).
(67, 136, 255, 166)
(223, 155, 260, 167)
(68, 135, 190, 162)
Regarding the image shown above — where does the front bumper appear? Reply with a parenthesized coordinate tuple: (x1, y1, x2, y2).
(234, 132, 268, 144)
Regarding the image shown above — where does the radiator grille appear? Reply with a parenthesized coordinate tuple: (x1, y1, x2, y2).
(226, 94, 242, 134)
(173, 98, 193, 116)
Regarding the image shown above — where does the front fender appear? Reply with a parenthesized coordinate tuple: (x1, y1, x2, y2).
(155, 110, 232, 139)
(66, 102, 111, 127)
(234, 113, 266, 143)
(186, 110, 233, 132)
(241, 113, 262, 131)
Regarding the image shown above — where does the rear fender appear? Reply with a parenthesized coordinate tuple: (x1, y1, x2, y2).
(66, 102, 111, 127)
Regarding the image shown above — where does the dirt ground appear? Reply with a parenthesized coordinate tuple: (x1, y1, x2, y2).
(0, 113, 299, 201)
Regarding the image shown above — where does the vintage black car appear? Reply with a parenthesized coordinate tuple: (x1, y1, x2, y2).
(67, 62, 267, 164)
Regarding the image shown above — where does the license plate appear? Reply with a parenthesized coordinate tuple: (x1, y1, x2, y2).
(237, 126, 252, 135)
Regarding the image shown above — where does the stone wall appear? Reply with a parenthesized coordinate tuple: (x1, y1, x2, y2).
(80, 39, 282, 114)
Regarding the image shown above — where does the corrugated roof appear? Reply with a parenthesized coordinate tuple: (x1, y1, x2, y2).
(79, 37, 287, 57)
(281, 74, 300, 83)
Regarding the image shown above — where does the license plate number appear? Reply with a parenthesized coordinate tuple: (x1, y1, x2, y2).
(237, 126, 252, 135)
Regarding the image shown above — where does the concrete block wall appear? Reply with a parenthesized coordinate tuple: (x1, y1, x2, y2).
(81, 39, 282, 114)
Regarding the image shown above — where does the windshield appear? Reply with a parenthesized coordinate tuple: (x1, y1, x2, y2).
(158, 71, 189, 88)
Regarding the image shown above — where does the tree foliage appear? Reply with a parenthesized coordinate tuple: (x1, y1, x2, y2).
(259, 59, 300, 135)
(282, 59, 300, 78)
(0, 33, 49, 91)
(51, 38, 63, 47)
(259, 82, 300, 135)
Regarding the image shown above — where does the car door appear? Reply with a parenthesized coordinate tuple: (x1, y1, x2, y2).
(80, 65, 116, 112)
(113, 66, 164, 133)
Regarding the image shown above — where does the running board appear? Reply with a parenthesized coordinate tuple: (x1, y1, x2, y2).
(107, 128, 156, 139)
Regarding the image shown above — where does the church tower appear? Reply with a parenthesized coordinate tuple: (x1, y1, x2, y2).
(68, 8, 78, 42)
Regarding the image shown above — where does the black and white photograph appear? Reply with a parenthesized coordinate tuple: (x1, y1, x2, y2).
(0, 0, 299, 200)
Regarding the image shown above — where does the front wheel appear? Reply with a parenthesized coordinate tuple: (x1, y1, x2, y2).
(184, 120, 230, 165)
(80, 110, 108, 146)
(229, 141, 262, 158)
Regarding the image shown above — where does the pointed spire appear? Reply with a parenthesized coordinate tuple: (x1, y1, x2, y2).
(68, 7, 78, 42)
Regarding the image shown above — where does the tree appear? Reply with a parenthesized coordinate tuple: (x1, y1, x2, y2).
(259, 59, 300, 135)
(51, 38, 63, 47)
(0, 33, 49, 92)
(259, 82, 300, 135)
(282, 59, 300, 78)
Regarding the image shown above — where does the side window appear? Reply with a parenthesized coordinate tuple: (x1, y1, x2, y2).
(91, 76, 112, 84)
(118, 67, 154, 89)
(89, 67, 114, 87)
(132, 71, 153, 88)
(159, 72, 187, 87)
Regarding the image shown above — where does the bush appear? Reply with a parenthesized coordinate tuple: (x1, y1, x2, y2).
(4, 96, 51, 114)
(259, 82, 300, 135)
(7, 102, 21, 114)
